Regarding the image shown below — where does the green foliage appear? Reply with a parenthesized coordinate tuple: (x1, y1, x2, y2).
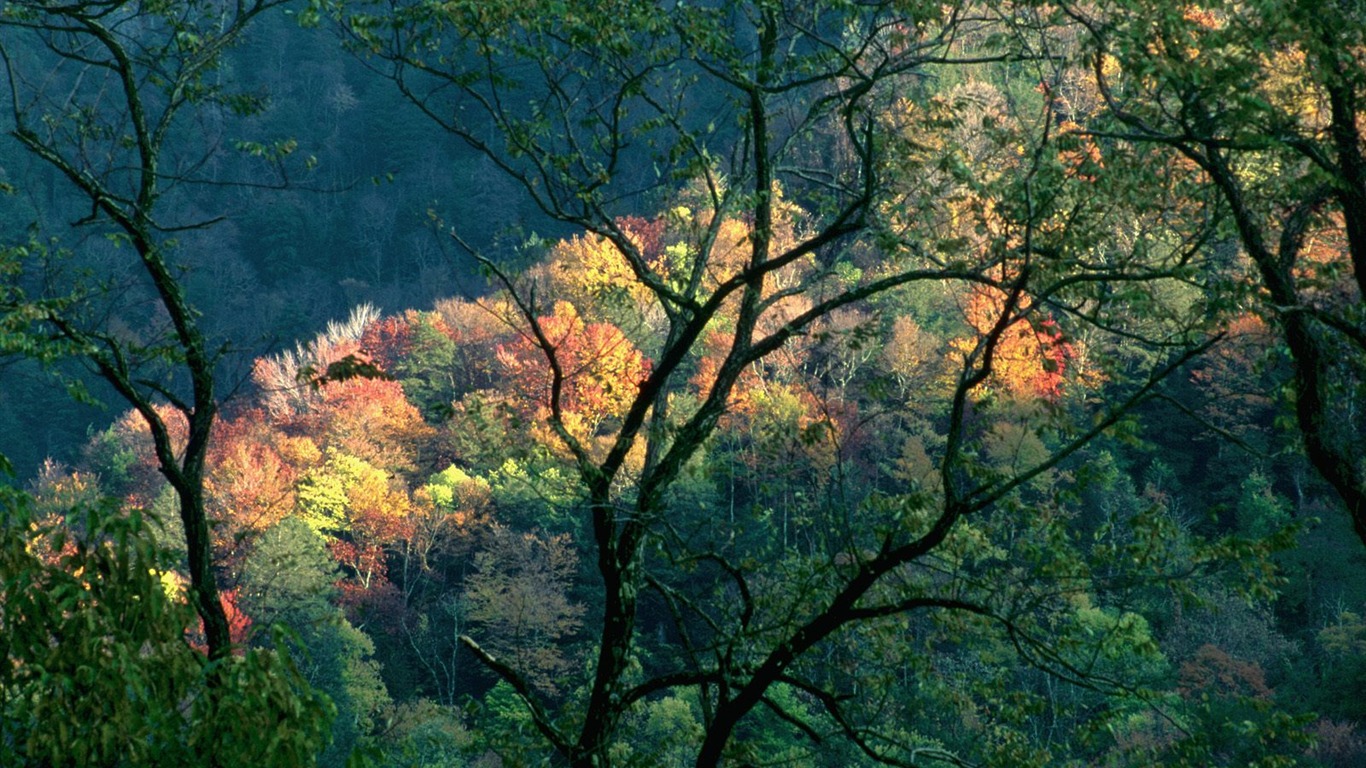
(377, 699, 471, 768)
(241, 516, 392, 765)
(390, 316, 461, 421)
(0, 240, 90, 364)
(1069, 603, 1168, 682)
(484, 457, 581, 534)
(81, 424, 140, 495)
(724, 683, 822, 767)
(241, 516, 341, 628)
(625, 694, 704, 766)
(296, 458, 355, 535)
(0, 489, 332, 767)
(1313, 612, 1366, 723)
(472, 681, 547, 765)
(302, 354, 395, 391)
(295, 449, 391, 536)
(11, 1, 1366, 765)
(1236, 471, 1293, 540)
(421, 464, 489, 512)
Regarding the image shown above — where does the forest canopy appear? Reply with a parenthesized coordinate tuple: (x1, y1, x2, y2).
(2, 1, 1365, 767)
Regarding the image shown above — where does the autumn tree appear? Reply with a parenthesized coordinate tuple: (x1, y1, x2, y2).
(463, 523, 585, 696)
(333, 1, 1218, 765)
(0, 3, 345, 765)
(953, 284, 1076, 402)
(494, 300, 651, 448)
(203, 413, 307, 569)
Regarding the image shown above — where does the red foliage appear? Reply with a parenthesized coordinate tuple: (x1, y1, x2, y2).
(189, 587, 252, 654)
(329, 539, 392, 591)
(689, 329, 762, 407)
(358, 308, 465, 373)
(206, 412, 301, 567)
(359, 313, 417, 371)
(337, 577, 407, 634)
(615, 214, 667, 265)
(224, 588, 253, 646)
(1188, 313, 1278, 440)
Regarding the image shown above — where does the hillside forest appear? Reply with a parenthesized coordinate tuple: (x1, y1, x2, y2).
(3, 1, 1366, 767)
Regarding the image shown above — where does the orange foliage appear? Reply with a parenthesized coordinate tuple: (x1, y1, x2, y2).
(1178, 643, 1272, 700)
(1188, 313, 1278, 439)
(1296, 211, 1358, 304)
(495, 301, 651, 440)
(319, 453, 420, 603)
(1181, 5, 1221, 30)
(100, 404, 188, 508)
(1056, 120, 1103, 182)
(408, 486, 483, 568)
(341, 464, 415, 548)
(432, 298, 519, 394)
(434, 297, 514, 347)
(954, 285, 1074, 401)
(310, 377, 435, 474)
(688, 329, 762, 407)
(703, 217, 758, 288)
(205, 413, 301, 565)
(359, 312, 419, 371)
(190, 587, 252, 655)
(546, 218, 667, 311)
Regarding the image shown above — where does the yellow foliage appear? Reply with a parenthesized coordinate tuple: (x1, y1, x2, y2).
(277, 435, 322, 468)
(951, 286, 1074, 401)
(1258, 47, 1326, 129)
(549, 231, 655, 312)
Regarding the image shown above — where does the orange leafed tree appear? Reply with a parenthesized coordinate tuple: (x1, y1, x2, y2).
(545, 217, 668, 319)
(495, 301, 651, 443)
(310, 377, 436, 475)
(204, 415, 301, 568)
(955, 285, 1075, 401)
(331, 2, 1223, 764)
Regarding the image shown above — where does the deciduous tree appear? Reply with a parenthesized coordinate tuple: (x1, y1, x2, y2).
(1070, 0, 1366, 546)
(0, 486, 332, 768)
(463, 523, 585, 696)
(0, 0, 292, 660)
(334, 1, 1219, 764)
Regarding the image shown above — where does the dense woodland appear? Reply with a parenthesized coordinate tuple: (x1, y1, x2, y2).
(3, 1, 1366, 766)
